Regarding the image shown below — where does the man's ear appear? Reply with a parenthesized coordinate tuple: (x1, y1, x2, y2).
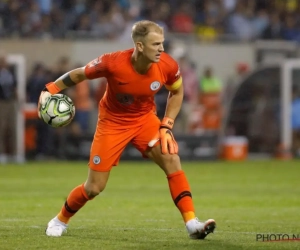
(136, 42, 143, 52)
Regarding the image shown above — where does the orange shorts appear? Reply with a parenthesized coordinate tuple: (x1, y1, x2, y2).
(89, 112, 160, 172)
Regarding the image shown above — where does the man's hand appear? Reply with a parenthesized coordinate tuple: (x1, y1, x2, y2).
(37, 82, 62, 119)
(159, 117, 178, 154)
(37, 89, 51, 119)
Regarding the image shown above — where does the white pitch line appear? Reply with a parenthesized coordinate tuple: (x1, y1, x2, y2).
(0, 218, 30, 222)
(223, 220, 300, 225)
(1, 218, 297, 225)
(0, 225, 294, 236)
(0, 221, 298, 237)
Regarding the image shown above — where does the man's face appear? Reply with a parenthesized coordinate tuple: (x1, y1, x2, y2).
(140, 31, 164, 63)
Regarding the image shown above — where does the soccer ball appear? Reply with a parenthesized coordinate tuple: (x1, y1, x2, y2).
(39, 93, 75, 128)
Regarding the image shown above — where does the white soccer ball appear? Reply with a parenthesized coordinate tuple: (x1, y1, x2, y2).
(39, 93, 75, 128)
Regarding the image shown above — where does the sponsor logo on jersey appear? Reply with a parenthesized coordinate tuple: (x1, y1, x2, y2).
(116, 93, 134, 105)
(93, 155, 101, 164)
(150, 81, 161, 91)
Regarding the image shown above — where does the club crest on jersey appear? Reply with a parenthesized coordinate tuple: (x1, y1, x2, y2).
(150, 81, 160, 91)
(93, 155, 101, 164)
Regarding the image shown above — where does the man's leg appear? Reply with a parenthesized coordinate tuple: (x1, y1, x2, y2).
(133, 114, 215, 239)
(0, 101, 8, 163)
(133, 114, 196, 223)
(145, 145, 216, 239)
(46, 122, 135, 236)
(58, 169, 110, 223)
(146, 149, 195, 221)
(8, 100, 17, 161)
(46, 169, 110, 237)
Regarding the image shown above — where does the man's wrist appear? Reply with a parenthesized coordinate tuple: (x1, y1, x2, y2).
(161, 117, 174, 130)
(45, 82, 61, 95)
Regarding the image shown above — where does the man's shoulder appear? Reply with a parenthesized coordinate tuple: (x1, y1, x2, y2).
(157, 52, 179, 80)
(104, 48, 133, 61)
(159, 52, 177, 65)
(157, 53, 179, 75)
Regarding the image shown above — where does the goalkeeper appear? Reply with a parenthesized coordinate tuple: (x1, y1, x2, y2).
(39, 20, 216, 240)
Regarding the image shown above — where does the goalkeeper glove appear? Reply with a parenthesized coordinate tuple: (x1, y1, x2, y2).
(37, 82, 61, 118)
(160, 117, 178, 154)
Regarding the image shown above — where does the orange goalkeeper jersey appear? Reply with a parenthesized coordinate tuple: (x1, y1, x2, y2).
(84, 48, 181, 122)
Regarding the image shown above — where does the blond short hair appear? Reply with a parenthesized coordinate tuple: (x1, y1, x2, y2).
(131, 20, 163, 42)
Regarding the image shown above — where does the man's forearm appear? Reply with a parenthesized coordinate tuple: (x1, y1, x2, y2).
(164, 85, 184, 120)
(54, 67, 87, 90)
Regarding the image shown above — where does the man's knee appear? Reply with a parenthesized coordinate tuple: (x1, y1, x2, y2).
(152, 150, 181, 174)
(160, 154, 181, 175)
(84, 169, 110, 198)
(161, 153, 180, 165)
(148, 145, 180, 163)
(84, 182, 106, 198)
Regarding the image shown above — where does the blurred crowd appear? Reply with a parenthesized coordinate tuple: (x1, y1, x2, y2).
(1, 0, 300, 161)
(1, 0, 300, 42)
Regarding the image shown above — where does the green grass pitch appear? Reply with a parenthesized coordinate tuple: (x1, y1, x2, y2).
(0, 160, 299, 250)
